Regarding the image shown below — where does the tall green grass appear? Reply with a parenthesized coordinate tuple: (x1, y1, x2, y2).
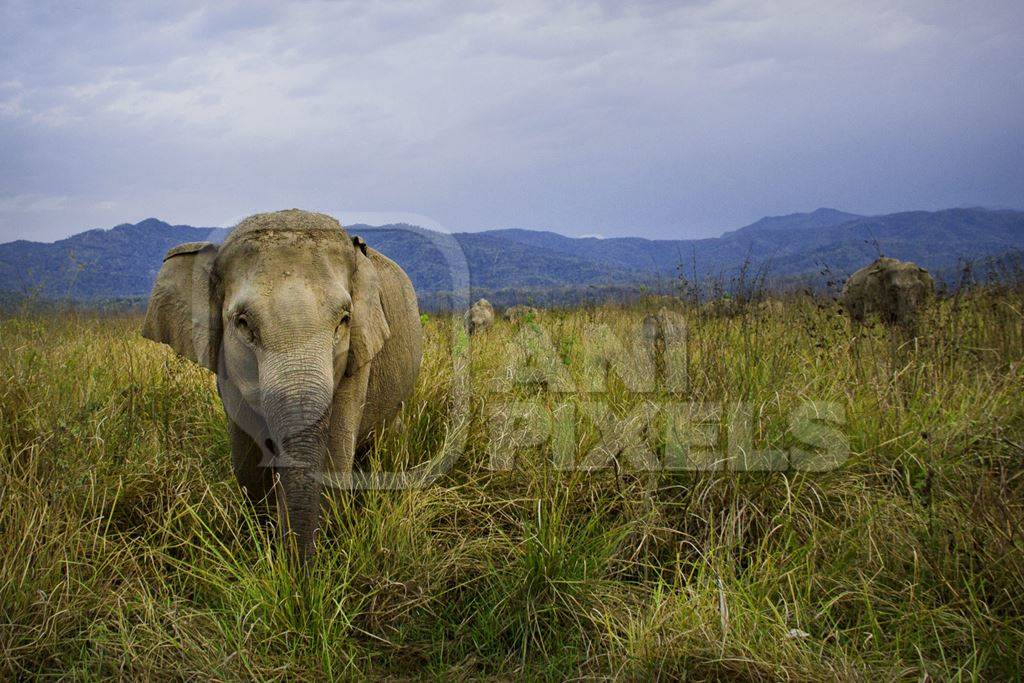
(1, 289, 1022, 679)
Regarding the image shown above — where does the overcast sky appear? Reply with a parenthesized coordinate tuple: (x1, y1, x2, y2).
(1, 1, 1022, 242)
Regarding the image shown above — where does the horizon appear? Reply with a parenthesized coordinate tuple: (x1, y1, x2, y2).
(2, 2, 1023, 242)
(3, 203, 1022, 246)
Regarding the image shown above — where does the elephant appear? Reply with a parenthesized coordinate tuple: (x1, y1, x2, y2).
(142, 209, 423, 558)
(642, 307, 685, 352)
(502, 304, 539, 322)
(842, 257, 934, 334)
(703, 296, 742, 318)
(641, 307, 687, 390)
(466, 298, 495, 334)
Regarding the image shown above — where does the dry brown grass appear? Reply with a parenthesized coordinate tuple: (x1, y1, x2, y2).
(1, 288, 1023, 679)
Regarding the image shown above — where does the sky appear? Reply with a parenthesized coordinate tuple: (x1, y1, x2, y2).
(1, 1, 1022, 242)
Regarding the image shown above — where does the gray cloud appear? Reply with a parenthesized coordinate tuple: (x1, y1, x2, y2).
(1, 0, 1022, 241)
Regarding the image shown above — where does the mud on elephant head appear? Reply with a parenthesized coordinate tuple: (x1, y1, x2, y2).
(841, 257, 935, 334)
(142, 209, 423, 558)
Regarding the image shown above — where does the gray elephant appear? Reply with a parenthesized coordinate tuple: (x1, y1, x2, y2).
(466, 298, 495, 334)
(503, 304, 539, 322)
(842, 257, 934, 334)
(142, 210, 422, 558)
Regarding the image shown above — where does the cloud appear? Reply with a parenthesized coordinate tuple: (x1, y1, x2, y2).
(0, 193, 71, 212)
(0, 0, 1022, 242)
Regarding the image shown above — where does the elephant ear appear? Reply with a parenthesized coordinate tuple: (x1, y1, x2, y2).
(346, 235, 391, 376)
(142, 242, 221, 371)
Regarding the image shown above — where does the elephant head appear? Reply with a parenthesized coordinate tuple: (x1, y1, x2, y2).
(142, 210, 390, 557)
(873, 258, 934, 329)
(466, 298, 494, 334)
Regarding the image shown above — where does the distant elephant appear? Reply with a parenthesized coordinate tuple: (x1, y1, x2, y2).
(704, 296, 741, 318)
(142, 210, 423, 558)
(642, 307, 684, 347)
(641, 307, 687, 389)
(842, 257, 934, 334)
(503, 304, 539, 322)
(466, 298, 495, 334)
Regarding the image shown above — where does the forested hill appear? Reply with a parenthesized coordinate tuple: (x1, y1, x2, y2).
(2, 208, 1022, 308)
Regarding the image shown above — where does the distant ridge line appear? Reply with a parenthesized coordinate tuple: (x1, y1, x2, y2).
(1, 207, 1022, 308)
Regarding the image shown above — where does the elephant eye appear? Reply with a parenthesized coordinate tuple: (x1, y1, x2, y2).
(334, 310, 350, 344)
(235, 313, 256, 343)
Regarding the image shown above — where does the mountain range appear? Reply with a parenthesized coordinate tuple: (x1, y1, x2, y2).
(1, 207, 1022, 310)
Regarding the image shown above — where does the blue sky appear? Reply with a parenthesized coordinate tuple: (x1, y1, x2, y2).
(1, 1, 1022, 242)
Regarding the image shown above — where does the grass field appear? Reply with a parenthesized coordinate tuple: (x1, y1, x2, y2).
(2, 289, 1023, 679)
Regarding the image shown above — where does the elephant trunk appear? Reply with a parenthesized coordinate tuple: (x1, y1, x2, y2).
(261, 351, 334, 560)
(897, 297, 917, 325)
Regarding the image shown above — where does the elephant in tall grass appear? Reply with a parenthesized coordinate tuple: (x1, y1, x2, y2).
(142, 210, 422, 558)
(502, 304, 538, 322)
(842, 257, 934, 334)
(466, 298, 494, 334)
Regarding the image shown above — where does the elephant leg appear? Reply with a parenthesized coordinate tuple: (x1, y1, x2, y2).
(327, 362, 372, 492)
(229, 420, 275, 516)
(900, 314, 919, 339)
